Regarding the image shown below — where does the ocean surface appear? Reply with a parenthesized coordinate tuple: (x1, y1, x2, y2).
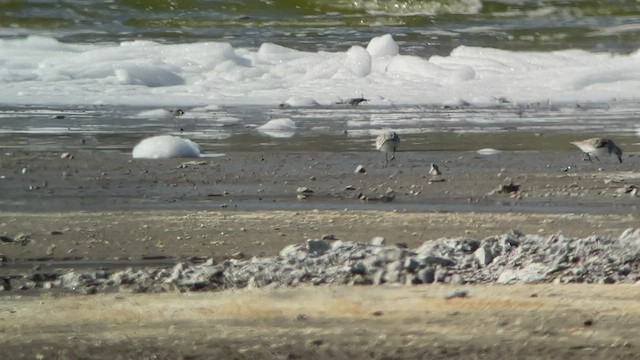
(1, 0, 640, 150)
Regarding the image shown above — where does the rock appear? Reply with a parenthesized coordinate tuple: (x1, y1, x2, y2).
(450, 274, 466, 285)
(375, 246, 405, 263)
(383, 261, 403, 283)
(619, 228, 640, 246)
(60, 152, 73, 159)
(416, 267, 436, 284)
(497, 264, 547, 284)
(370, 236, 385, 247)
(444, 290, 469, 299)
(354, 165, 366, 174)
(421, 256, 456, 267)
(434, 267, 448, 283)
(474, 245, 494, 266)
(0, 235, 15, 243)
(296, 187, 314, 194)
(403, 257, 420, 273)
(350, 261, 368, 275)
(491, 178, 520, 195)
(306, 239, 331, 256)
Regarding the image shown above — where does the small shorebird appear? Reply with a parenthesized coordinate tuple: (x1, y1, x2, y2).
(570, 138, 623, 163)
(376, 131, 400, 162)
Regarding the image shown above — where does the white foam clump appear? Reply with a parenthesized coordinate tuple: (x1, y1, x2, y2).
(134, 109, 179, 119)
(2, 34, 640, 106)
(132, 135, 201, 159)
(258, 118, 297, 138)
(366, 34, 399, 57)
(280, 96, 319, 107)
(344, 46, 372, 77)
(476, 148, 503, 155)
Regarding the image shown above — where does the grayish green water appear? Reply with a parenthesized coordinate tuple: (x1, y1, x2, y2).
(2, 0, 640, 55)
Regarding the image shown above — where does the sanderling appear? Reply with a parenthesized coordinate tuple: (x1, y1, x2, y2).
(570, 138, 622, 163)
(376, 131, 400, 162)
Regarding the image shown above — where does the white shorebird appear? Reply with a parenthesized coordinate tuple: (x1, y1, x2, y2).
(570, 138, 623, 163)
(376, 131, 400, 162)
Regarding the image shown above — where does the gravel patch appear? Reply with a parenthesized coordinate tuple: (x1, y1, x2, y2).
(4, 229, 640, 294)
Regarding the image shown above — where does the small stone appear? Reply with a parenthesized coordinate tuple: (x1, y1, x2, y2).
(370, 236, 385, 246)
(450, 274, 466, 285)
(417, 267, 435, 284)
(344, 185, 356, 190)
(354, 165, 366, 174)
(306, 239, 331, 256)
(296, 187, 314, 194)
(0, 235, 15, 243)
(491, 178, 520, 195)
(444, 290, 469, 299)
(60, 152, 73, 159)
(371, 310, 384, 317)
(321, 234, 337, 241)
(474, 245, 494, 266)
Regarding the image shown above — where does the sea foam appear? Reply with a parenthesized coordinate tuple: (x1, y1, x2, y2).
(1, 34, 640, 107)
(132, 135, 201, 159)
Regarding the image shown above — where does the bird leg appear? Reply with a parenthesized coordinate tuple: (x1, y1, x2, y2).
(584, 153, 593, 163)
(390, 150, 396, 161)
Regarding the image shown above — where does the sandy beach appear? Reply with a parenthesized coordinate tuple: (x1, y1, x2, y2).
(1, 145, 639, 358)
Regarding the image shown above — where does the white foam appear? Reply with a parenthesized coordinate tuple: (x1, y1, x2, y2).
(134, 109, 179, 119)
(280, 96, 320, 107)
(366, 34, 399, 57)
(258, 118, 297, 138)
(476, 148, 503, 155)
(132, 135, 201, 159)
(2, 34, 640, 107)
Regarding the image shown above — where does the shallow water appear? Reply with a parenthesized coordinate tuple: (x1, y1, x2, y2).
(0, 104, 638, 153)
(3, 0, 640, 55)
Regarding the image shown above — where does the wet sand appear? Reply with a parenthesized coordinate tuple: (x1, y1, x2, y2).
(0, 149, 638, 264)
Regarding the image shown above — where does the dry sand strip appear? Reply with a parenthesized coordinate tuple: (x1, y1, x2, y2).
(0, 210, 638, 261)
(0, 285, 639, 359)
